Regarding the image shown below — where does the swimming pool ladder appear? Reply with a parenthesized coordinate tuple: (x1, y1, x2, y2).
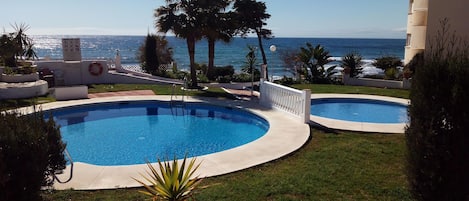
(53, 148, 74, 184)
(170, 83, 186, 107)
(171, 77, 187, 107)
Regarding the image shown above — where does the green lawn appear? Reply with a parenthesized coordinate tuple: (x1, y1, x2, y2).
(22, 83, 412, 200)
(43, 129, 412, 201)
(292, 84, 410, 99)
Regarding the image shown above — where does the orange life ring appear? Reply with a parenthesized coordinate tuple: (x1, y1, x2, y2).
(88, 62, 103, 76)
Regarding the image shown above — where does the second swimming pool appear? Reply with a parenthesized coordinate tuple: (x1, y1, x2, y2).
(311, 98, 408, 124)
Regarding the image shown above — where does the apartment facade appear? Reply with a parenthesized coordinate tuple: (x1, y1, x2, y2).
(404, 0, 469, 64)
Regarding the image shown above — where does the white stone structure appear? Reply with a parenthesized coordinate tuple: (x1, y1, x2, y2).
(404, 0, 469, 64)
(62, 38, 82, 61)
(259, 79, 311, 123)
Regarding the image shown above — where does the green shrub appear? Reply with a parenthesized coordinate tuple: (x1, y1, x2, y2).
(362, 74, 385, 79)
(406, 20, 469, 201)
(3, 66, 15, 75)
(373, 56, 403, 80)
(197, 73, 210, 83)
(213, 65, 235, 78)
(384, 67, 399, 80)
(216, 75, 232, 83)
(0, 110, 66, 201)
(341, 51, 363, 78)
(232, 72, 260, 83)
(373, 56, 403, 71)
(133, 155, 202, 201)
(195, 63, 208, 75)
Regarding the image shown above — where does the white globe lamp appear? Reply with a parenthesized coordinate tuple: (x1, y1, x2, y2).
(269, 45, 277, 52)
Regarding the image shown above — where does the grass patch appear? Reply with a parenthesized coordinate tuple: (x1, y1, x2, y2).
(292, 84, 410, 99)
(42, 129, 412, 201)
(195, 129, 411, 201)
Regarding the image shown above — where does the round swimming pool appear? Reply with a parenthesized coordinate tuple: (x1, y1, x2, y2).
(311, 98, 408, 123)
(48, 101, 269, 166)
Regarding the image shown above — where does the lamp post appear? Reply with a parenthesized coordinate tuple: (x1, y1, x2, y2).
(250, 46, 257, 97)
(269, 45, 277, 81)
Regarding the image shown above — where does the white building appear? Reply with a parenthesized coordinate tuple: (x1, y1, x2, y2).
(405, 0, 469, 64)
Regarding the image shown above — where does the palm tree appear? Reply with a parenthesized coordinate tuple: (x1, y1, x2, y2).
(341, 52, 363, 78)
(312, 44, 335, 80)
(298, 43, 315, 82)
(199, 0, 236, 80)
(155, 0, 203, 88)
(233, 0, 272, 78)
(0, 23, 37, 67)
(297, 43, 335, 83)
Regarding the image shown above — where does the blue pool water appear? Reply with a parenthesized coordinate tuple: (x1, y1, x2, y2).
(311, 98, 408, 123)
(49, 101, 269, 166)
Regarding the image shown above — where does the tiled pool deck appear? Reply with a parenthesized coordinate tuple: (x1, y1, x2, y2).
(31, 95, 310, 190)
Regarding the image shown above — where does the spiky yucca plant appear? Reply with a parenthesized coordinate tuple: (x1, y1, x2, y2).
(134, 156, 202, 201)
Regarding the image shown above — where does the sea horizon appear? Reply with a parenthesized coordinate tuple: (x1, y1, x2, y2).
(31, 35, 406, 77)
(31, 34, 406, 40)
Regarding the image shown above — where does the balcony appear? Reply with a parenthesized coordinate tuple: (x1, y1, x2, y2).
(405, 47, 424, 64)
(409, 26, 427, 50)
(407, 14, 413, 32)
(412, 10, 427, 26)
(412, 0, 428, 11)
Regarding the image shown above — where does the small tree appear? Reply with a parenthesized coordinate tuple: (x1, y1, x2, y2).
(406, 19, 469, 201)
(241, 46, 260, 81)
(373, 56, 403, 80)
(0, 110, 66, 201)
(279, 48, 301, 80)
(138, 34, 173, 76)
(341, 51, 363, 78)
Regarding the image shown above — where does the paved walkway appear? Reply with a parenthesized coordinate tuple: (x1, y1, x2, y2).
(222, 88, 260, 101)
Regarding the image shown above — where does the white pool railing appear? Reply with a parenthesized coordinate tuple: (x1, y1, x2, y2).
(259, 79, 311, 123)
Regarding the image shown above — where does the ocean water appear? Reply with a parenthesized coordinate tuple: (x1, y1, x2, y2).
(31, 35, 405, 77)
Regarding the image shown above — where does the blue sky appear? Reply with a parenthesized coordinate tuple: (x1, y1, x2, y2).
(0, 0, 408, 38)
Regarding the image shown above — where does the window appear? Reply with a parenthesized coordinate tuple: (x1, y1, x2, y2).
(406, 34, 412, 47)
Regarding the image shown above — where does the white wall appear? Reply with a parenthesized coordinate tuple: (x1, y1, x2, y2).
(343, 74, 411, 89)
(35, 60, 109, 86)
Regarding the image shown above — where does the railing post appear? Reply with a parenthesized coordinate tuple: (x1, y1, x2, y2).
(302, 89, 311, 123)
(259, 79, 266, 106)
